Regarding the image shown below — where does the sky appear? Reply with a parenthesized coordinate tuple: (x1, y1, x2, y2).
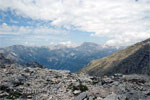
(0, 0, 150, 47)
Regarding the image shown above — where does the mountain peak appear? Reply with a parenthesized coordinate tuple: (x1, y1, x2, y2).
(80, 42, 99, 46)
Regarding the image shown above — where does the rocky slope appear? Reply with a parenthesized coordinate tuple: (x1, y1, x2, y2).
(79, 38, 150, 76)
(0, 54, 150, 100)
(0, 42, 123, 72)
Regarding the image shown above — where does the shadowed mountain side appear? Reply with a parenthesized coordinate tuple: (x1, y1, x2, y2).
(79, 38, 150, 76)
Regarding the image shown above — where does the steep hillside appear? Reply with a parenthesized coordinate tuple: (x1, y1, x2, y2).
(79, 38, 150, 76)
(0, 43, 123, 72)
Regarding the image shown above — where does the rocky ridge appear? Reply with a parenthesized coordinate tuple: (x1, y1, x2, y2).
(79, 38, 150, 76)
(0, 53, 14, 65)
(0, 57, 150, 100)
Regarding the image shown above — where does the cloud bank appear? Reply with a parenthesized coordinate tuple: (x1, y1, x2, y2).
(0, 23, 67, 35)
(0, 0, 150, 46)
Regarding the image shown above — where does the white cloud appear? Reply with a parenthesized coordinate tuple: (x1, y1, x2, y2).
(58, 41, 79, 47)
(0, 23, 68, 35)
(59, 41, 73, 47)
(24, 41, 35, 46)
(0, 0, 150, 45)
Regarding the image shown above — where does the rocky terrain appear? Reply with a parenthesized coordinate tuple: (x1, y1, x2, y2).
(0, 54, 150, 100)
(0, 42, 123, 72)
(79, 38, 150, 76)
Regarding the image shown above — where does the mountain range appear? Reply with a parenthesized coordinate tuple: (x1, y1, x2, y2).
(79, 38, 150, 76)
(0, 42, 123, 72)
(0, 44, 150, 100)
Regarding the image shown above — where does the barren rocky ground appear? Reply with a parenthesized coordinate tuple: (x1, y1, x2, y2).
(0, 63, 150, 100)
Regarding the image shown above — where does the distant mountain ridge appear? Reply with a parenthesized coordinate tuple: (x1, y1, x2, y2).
(0, 53, 14, 65)
(79, 38, 150, 76)
(0, 42, 123, 72)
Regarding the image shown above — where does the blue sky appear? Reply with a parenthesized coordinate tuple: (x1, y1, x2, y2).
(0, 0, 150, 47)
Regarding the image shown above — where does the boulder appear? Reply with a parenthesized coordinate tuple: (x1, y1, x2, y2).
(75, 92, 87, 100)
